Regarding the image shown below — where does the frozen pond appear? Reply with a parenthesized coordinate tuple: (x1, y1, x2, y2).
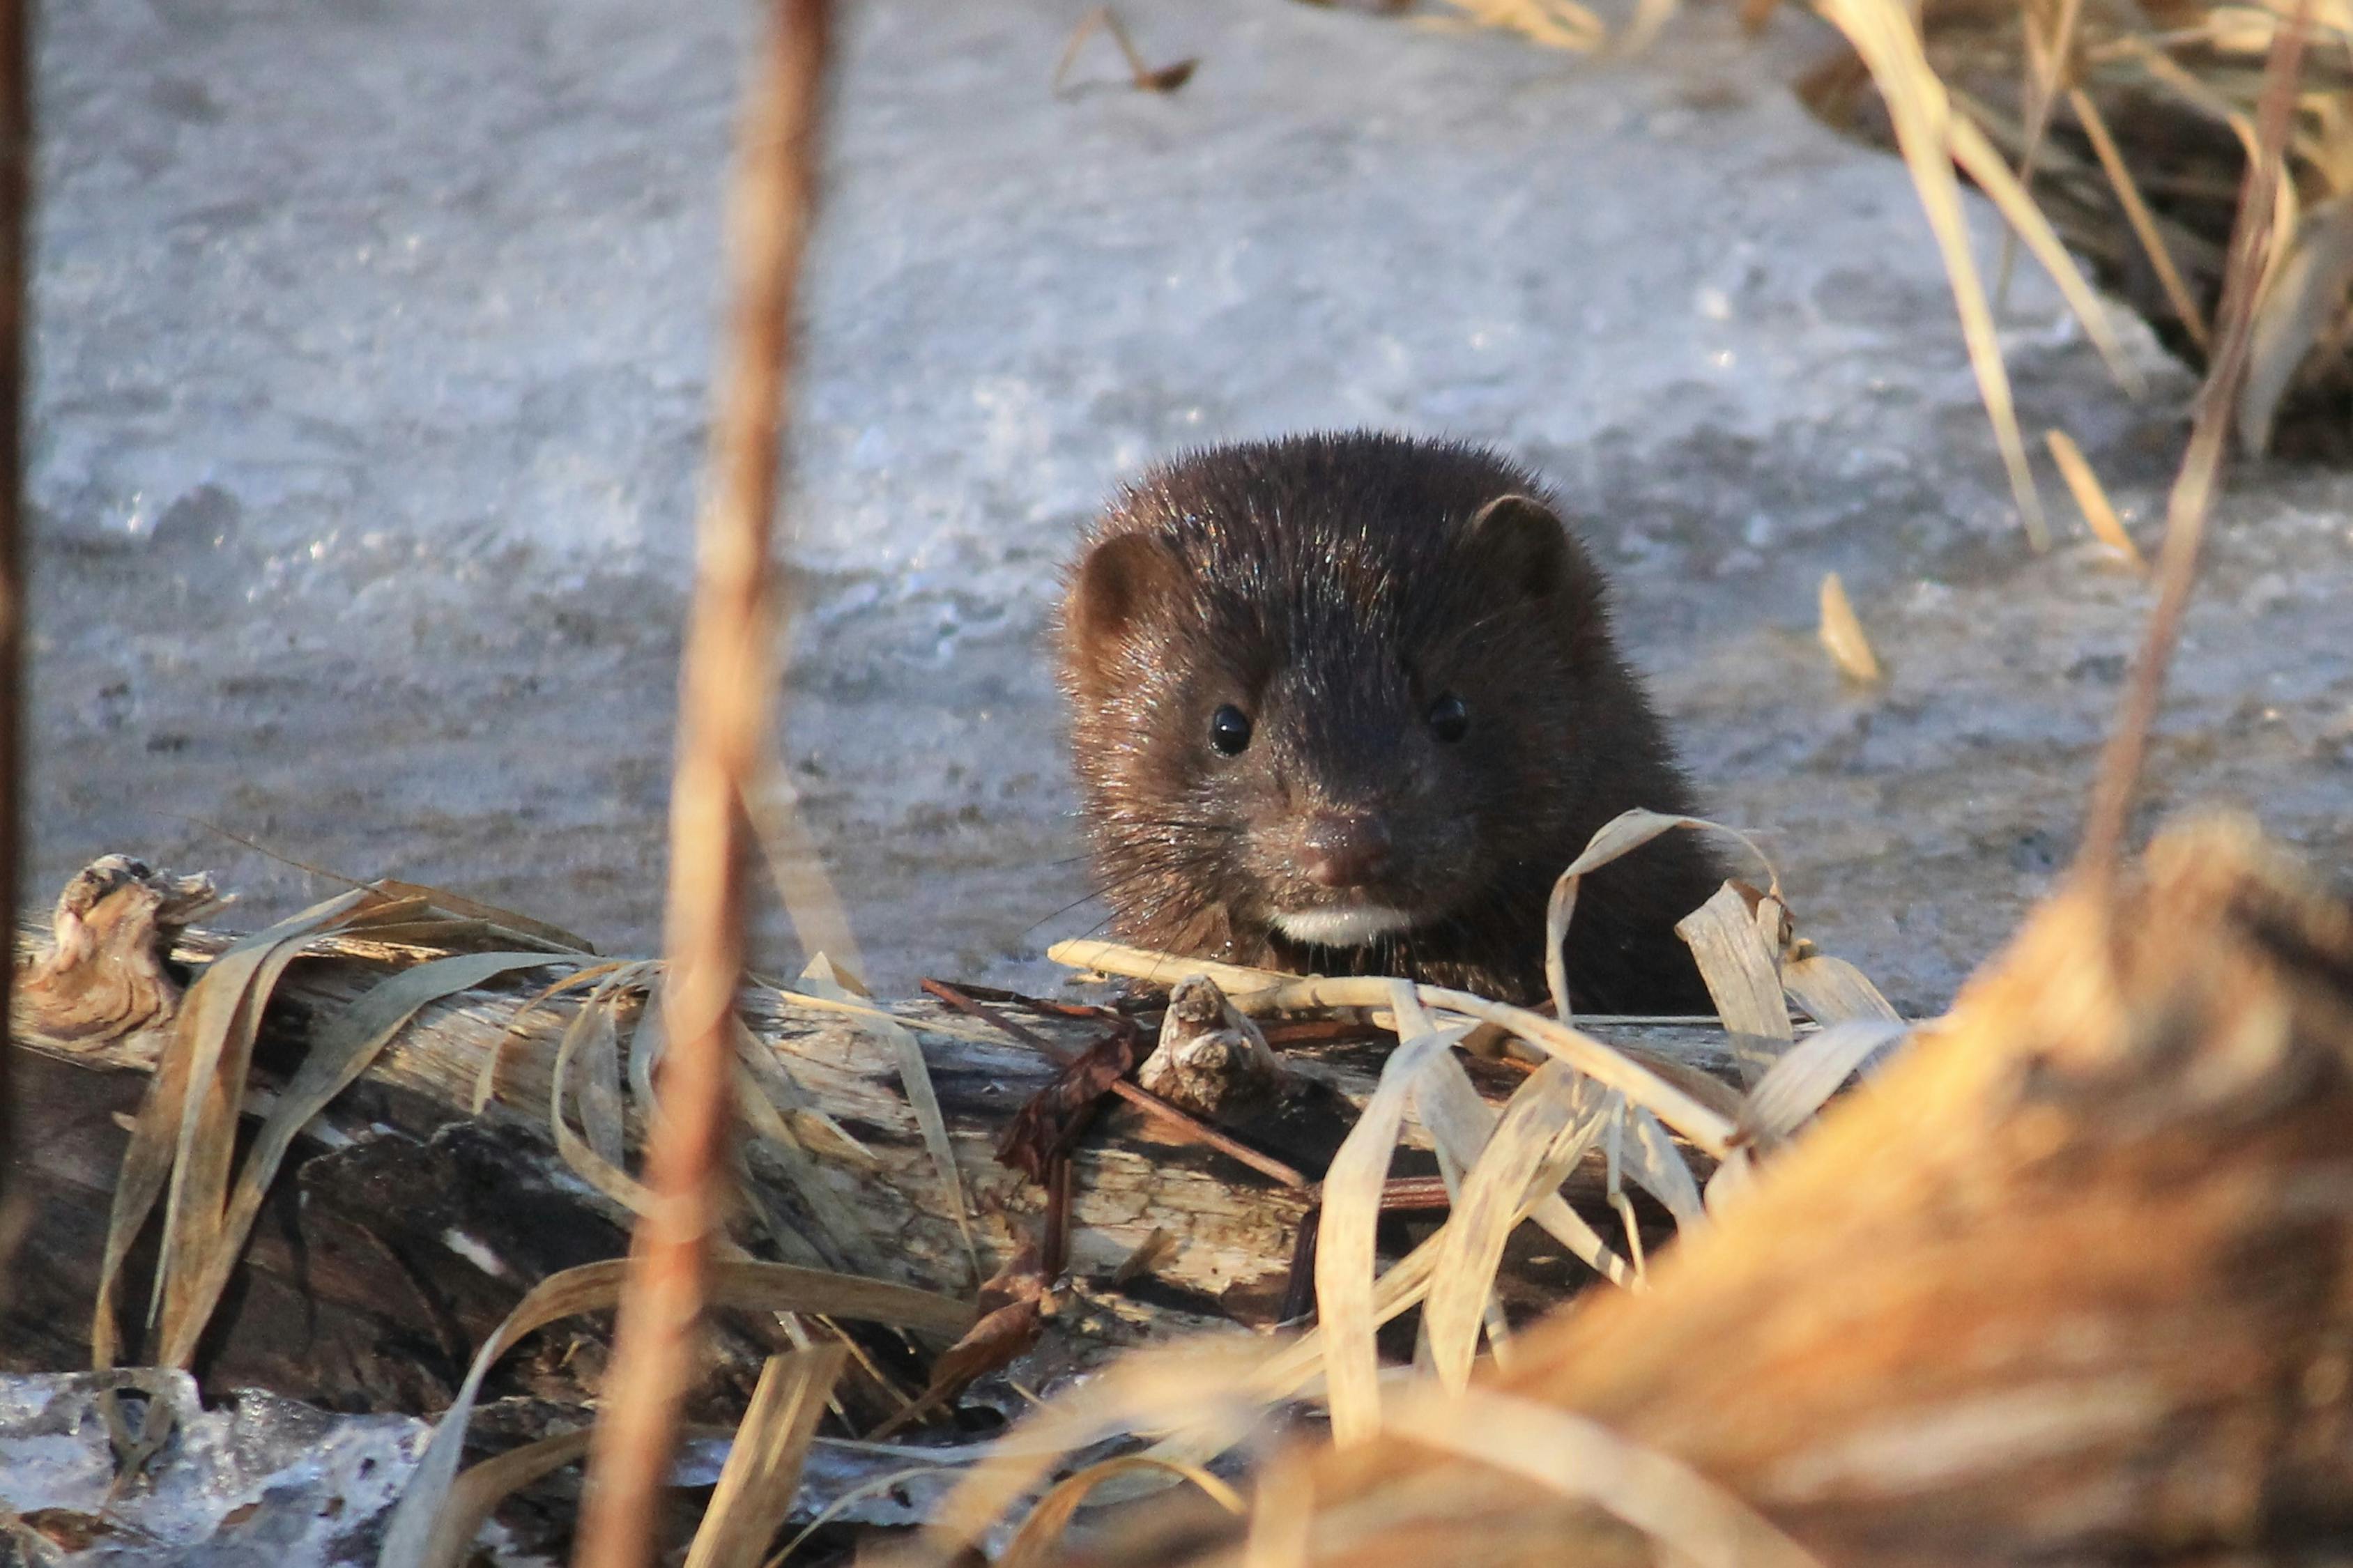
(30, 0, 2353, 1015)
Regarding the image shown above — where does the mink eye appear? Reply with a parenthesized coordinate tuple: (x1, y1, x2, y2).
(1209, 704, 1254, 756)
(1427, 692, 1469, 744)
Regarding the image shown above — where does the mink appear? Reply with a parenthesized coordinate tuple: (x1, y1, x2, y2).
(1054, 431, 1726, 1014)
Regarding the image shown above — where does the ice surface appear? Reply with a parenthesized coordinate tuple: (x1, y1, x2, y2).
(29, 0, 2353, 1010)
(0, 1371, 426, 1562)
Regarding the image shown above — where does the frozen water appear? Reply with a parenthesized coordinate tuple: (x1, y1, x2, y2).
(29, 0, 2353, 1012)
(0, 1371, 426, 1562)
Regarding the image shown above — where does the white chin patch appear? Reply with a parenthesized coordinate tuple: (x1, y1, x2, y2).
(1273, 905, 1418, 946)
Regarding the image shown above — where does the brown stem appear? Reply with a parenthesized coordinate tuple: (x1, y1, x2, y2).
(2074, 0, 2308, 892)
(922, 977, 1312, 1190)
(571, 6, 833, 1567)
(0, 0, 28, 1220)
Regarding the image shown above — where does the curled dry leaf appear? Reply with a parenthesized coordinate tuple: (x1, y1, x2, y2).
(871, 1243, 1055, 1443)
(996, 1025, 1139, 1184)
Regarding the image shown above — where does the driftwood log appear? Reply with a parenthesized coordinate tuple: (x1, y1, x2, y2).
(1, 855, 1740, 1417)
(1073, 815, 2353, 1567)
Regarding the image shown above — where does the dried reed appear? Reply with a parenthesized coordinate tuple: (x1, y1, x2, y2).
(574, 3, 834, 1566)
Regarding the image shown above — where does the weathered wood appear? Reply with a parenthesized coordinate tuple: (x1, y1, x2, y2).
(3, 858, 1745, 1411)
(1089, 815, 2353, 1567)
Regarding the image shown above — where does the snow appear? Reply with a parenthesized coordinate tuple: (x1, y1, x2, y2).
(27, 0, 2353, 1008)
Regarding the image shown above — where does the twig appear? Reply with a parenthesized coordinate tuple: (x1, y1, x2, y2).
(927, 978, 1126, 1022)
(922, 978, 1311, 1190)
(1050, 6, 1198, 95)
(572, 6, 833, 1567)
(0, 0, 26, 1217)
(2075, 0, 2309, 891)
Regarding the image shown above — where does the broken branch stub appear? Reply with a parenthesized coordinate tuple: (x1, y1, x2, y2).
(1134, 974, 1282, 1119)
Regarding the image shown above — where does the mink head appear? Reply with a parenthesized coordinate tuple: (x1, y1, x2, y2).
(1055, 431, 1654, 983)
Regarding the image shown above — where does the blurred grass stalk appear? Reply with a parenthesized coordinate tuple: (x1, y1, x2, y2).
(571, 3, 835, 1566)
(2078, 0, 2309, 886)
(0, 0, 28, 1222)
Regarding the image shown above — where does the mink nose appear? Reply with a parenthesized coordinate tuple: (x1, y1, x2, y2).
(1301, 813, 1390, 889)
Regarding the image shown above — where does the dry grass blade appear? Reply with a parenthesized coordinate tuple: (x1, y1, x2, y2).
(1816, 571, 1883, 682)
(2067, 85, 2214, 351)
(1675, 884, 1793, 1045)
(684, 1347, 850, 1568)
(1945, 112, 2149, 395)
(1413, 1038, 1637, 1283)
(473, 960, 636, 1113)
(2237, 192, 2353, 451)
(1734, 1017, 1909, 1152)
(91, 888, 374, 1385)
(2044, 428, 2146, 567)
(733, 1020, 876, 1169)
(744, 762, 865, 980)
(424, 1429, 596, 1568)
(378, 1257, 969, 1568)
(1995, 0, 2086, 308)
(772, 980, 1015, 1047)
(1779, 950, 1902, 1024)
(155, 891, 386, 1340)
(160, 948, 572, 1371)
(2078, 0, 2310, 886)
(1425, 1061, 1606, 1390)
(999, 1456, 1245, 1568)
(1430, 0, 1607, 51)
(551, 967, 667, 1216)
(799, 957, 980, 1289)
(1049, 939, 1294, 998)
(576, 0, 833, 1558)
(1371, 1387, 1819, 1568)
(1812, 0, 2053, 547)
(1615, 1099, 1705, 1225)
(1050, 6, 1199, 94)
(1318, 994, 1466, 1447)
(371, 878, 599, 953)
(1545, 808, 1777, 1024)
(913, 1339, 1281, 1566)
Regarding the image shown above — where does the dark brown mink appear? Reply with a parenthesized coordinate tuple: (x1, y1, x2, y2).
(1053, 431, 1727, 1014)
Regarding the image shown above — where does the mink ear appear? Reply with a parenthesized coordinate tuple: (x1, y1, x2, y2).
(1466, 493, 1572, 601)
(1061, 530, 1184, 688)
